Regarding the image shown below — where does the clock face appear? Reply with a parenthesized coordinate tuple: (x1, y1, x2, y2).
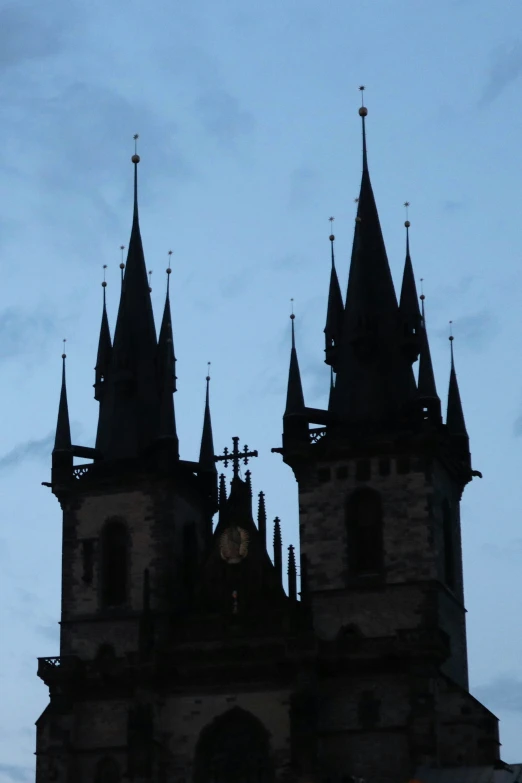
(219, 526, 249, 564)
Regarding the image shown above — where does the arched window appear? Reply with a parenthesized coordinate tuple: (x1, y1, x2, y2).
(95, 757, 120, 783)
(346, 489, 384, 575)
(101, 520, 128, 608)
(442, 500, 455, 590)
(193, 707, 274, 783)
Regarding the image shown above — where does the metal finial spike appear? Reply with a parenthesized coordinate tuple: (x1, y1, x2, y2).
(358, 85, 368, 117)
(206, 361, 211, 382)
(148, 269, 153, 293)
(290, 297, 295, 320)
(329, 216, 335, 242)
(404, 201, 411, 228)
(132, 134, 140, 163)
(102, 264, 108, 288)
(419, 277, 425, 301)
(62, 338, 67, 360)
(166, 249, 173, 275)
(449, 320, 454, 341)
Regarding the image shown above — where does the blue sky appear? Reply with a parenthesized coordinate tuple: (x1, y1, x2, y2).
(0, 0, 521, 777)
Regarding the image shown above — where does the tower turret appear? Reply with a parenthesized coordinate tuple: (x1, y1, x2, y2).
(52, 348, 72, 483)
(324, 224, 344, 371)
(329, 93, 414, 431)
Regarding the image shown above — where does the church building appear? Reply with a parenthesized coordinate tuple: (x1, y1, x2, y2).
(34, 99, 520, 782)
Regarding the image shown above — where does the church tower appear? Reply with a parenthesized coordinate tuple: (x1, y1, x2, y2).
(35, 109, 508, 783)
(276, 95, 501, 778)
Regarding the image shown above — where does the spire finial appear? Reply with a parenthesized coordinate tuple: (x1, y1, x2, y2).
(166, 249, 173, 293)
(404, 201, 411, 260)
(206, 361, 211, 383)
(131, 134, 140, 222)
(358, 86, 368, 172)
(329, 215, 335, 243)
(148, 269, 153, 293)
(290, 298, 296, 348)
(449, 320, 455, 361)
(119, 245, 125, 283)
(62, 338, 67, 360)
(102, 264, 108, 304)
(132, 133, 140, 163)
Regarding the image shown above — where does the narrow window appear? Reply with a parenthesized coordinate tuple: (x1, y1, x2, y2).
(442, 500, 455, 590)
(82, 540, 94, 584)
(346, 489, 384, 575)
(101, 521, 128, 607)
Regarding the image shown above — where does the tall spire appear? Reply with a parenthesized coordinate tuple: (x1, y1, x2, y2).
(284, 308, 305, 416)
(157, 260, 178, 449)
(417, 288, 439, 401)
(96, 138, 162, 460)
(257, 491, 267, 547)
(287, 545, 297, 600)
(330, 92, 413, 429)
(399, 212, 422, 363)
(447, 328, 468, 437)
(199, 367, 215, 469)
(218, 474, 228, 527)
(53, 344, 72, 453)
(273, 517, 283, 586)
(324, 220, 344, 369)
(94, 266, 112, 402)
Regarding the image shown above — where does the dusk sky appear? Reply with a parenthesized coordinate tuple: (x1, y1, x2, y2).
(1, 0, 522, 778)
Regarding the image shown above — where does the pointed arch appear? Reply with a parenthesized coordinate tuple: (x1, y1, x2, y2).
(100, 518, 129, 608)
(346, 488, 384, 575)
(95, 756, 120, 783)
(193, 707, 274, 783)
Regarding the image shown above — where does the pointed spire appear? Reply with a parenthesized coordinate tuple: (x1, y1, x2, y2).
(273, 517, 283, 585)
(157, 259, 179, 449)
(54, 343, 72, 453)
(331, 94, 413, 428)
(94, 266, 112, 402)
(287, 545, 297, 600)
(245, 469, 252, 501)
(447, 327, 468, 437)
(218, 473, 228, 529)
(97, 137, 160, 460)
(399, 213, 422, 363)
(199, 366, 215, 469)
(285, 308, 305, 415)
(257, 491, 267, 547)
(417, 289, 439, 401)
(158, 254, 177, 393)
(324, 220, 344, 369)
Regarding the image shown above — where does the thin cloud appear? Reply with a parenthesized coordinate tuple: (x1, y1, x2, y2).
(479, 41, 522, 107)
(0, 4, 63, 70)
(35, 622, 60, 645)
(288, 166, 320, 210)
(0, 763, 33, 783)
(0, 433, 54, 472)
(0, 307, 57, 363)
(474, 676, 522, 713)
(194, 89, 255, 147)
(435, 310, 498, 351)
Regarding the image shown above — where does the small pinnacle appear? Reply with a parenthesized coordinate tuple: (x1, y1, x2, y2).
(206, 361, 211, 382)
(62, 338, 67, 359)
(148, 269, 153, 292)
(449, 320, 454, 341)
(102, 264, 108, 288)
(166, 249, 173, 275)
